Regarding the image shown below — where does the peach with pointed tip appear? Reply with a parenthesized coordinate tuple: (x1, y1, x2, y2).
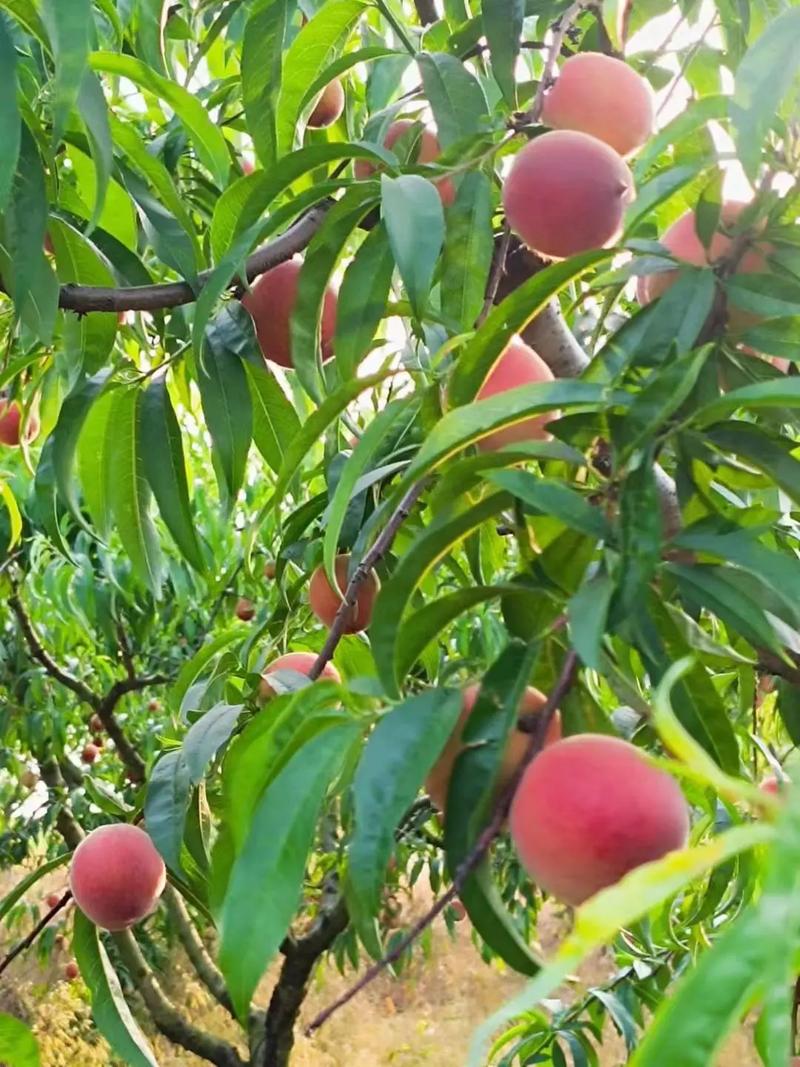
(242, 259, 337, 368)
(473, 336, 556, 451)
(308, 554, 380, 633)
(425, 684, 562, 812)
(510, 734, 689, 905)
(308, 79, 345, 128)
(69, 824, 166, 931)
(259, 651, 341, 700)
(354, 119, 454, 206)
(503, 131, 634, 260)
(541, 52, 654, 157)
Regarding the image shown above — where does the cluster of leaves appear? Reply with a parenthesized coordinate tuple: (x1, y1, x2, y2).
(0, 0, 799, 1066)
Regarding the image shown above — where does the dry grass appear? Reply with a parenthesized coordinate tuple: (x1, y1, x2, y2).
(0, 868, 762, 1066)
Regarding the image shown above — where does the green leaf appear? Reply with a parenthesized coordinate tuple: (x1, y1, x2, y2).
(632, 913, 765, 1066)
(0, 853, 71, 924)
(402, 381, 625, 495)
(0, 479, 22, 551)
(334, 221, 396, 379)
(0, 1014, 40, 1067)
(0, 14, 21, 213)
(76, 71, 113, 234)
(393, 584, 523, 687)
(381, 174, 444, 321)
(615, 348, 709, 456)
(469, 824, 773, 1067)
(739, 317, 800, 360)
(245, 360, 302, 475)
(3, 127, 59, 343)
(725, 272, 800, 320)
(290, 185, 378, 399)
(323, 399, 410, 584)
(694, 377, 800, 425)
(568, 574, 615, 670)
(48, 218, 117, 376)
(107, 114, 201, 260)
(276, 0, 366, 154)
(220, 722, 359, 1020)
(89, 52, 230, 185)
(134, 0, 168, 76)
(449, 251, 610, 406)
(77, 386, 116, 537)
(198, 306, 253, 510)
(624, 160, 709, 236)
(348, 689, 462, 951)
(669, 563, 783, 654)
(268, 368, 393, 513)
(417, 52, 490, 146)
(41, 0, 92, 146)
(616, 451, 662, 617)
(730, 9, 800, 181)
(144, 750, 192, 872)
(73, 911, 159, 1067)
(140, 375, 205, 571)
(183, 702, 244, 784)
(445, 642, 543, 976)
(441, 171, 493, 330)
(372, 492, 511, 698)
(49, 370, 111, 522)
(171, 627, 246, 713)
(487, 470, 612, 541)
(242, 0, 294, 169)
(481, 0, 522, 106)
(107, 389, 164, 596)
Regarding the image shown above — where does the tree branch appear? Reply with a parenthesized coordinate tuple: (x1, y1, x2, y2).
(305, 651, 579, 1035)
(8, 592, 98, 707)
(0, 890, 72, 979)
(309, 479, 428, 680)
(113, 928, 247, 1067)
(45, 205, 329, 314)
(413, 0, 438, 24)
(254, 899, 349, 1067)
(164, 885, 235, 1019)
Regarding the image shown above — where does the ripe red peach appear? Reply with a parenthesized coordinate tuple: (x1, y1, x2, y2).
(541, 53, 654, 157)
(308, 555, 380, 633)
(45, 892, 62, 910)
(307, 79, 345, 128)
(264, 560, 277, 580)
(259, 651, 341, 700)
(81, 743, 100, 765)
(510, 734, 689, 905)
(69, 819, 166, 930)
(242, 258, 337, 368)
(354, 119, 455, 206)
(89, 713, 103, 734)
(0, 400, 39, 446)
(147, 699, 160, 712)
(69, 824, 166, 931)
(760, 774, 790, 795)
(640, 202, 771, 332)
(235, 597, 255, 622)
(426, 684, 562, 811)
(503, 131, 634, 259)
(64, 960, 79, 981)
(473, 336, 556, 451)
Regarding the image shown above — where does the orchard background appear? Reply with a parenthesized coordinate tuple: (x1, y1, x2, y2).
(1, 0, 800, 1065)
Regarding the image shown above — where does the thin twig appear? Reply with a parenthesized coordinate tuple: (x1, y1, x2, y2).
(478, 225, 512, 326)
(6, 206, 330, 315)
(0, 891, 72, 978)
(527, 0, 592, 124)
(308, 480, 428, 680)
(305, 650, 579, 1034)
(9, 592, 97, 706)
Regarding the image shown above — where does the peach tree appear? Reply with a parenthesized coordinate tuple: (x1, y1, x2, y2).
(0, 1, 799, 1066)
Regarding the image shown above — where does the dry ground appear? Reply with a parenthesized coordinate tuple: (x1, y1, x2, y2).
(0, 868, 760, 1066)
